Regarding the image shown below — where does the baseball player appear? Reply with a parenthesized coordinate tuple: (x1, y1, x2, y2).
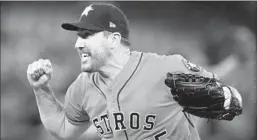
(27, 3, 243, 140)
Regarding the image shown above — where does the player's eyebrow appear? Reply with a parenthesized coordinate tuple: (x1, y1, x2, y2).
(77, 29, 99, 39)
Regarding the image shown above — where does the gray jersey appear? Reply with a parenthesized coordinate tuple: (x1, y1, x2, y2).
(65, 51, 216, 140)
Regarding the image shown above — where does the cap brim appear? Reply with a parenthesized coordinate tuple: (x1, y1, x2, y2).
(61, 21, 102, 31)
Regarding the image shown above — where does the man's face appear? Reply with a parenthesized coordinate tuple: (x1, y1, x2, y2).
(75, 30, 111, 73)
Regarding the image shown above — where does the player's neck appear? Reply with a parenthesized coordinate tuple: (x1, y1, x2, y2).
(98, 48, 131, 86)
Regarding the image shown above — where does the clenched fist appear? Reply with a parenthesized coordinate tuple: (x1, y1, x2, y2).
(27, 59, 53, 88)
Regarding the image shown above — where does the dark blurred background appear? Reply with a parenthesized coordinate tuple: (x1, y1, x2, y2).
(1, 1, 256, 140)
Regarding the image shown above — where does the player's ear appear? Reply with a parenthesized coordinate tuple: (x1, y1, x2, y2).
(111, 32, 121, 46)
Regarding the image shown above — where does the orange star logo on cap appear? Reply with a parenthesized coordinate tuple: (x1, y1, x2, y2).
(82, 5, 94, 16)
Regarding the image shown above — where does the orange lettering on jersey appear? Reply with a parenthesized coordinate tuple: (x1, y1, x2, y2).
(113, 112, 127, 131)
(129, 112, 140, 130)
(100, 114, 112, 133)
(143, 114, 156, 131)
(154, 130, 167, 140)
(93, 112, 157, 137)
(93, 117, 104, 136)
(92, 113, 112, 137)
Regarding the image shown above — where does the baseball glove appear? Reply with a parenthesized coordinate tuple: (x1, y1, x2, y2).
(164, 72, 242, 121)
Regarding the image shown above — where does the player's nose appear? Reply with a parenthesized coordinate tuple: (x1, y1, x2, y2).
(75, 37, 86, 49)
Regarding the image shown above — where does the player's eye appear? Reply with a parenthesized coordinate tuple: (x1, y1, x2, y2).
(77, 29, 98, 39)
(77, 31, 90, 39)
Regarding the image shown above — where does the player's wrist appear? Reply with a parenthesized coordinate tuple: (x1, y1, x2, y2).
(33, 83, 52, 95)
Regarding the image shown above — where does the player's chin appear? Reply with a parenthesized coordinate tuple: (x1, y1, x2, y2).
(81, 64, 95, 73)
(81, 66, 92, 73)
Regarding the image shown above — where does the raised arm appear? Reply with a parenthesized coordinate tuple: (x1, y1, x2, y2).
(27, 59, 93, 140)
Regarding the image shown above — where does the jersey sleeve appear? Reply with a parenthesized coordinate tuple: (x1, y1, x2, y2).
(167, 54, 220, 79)
(64, 73, 90, 125)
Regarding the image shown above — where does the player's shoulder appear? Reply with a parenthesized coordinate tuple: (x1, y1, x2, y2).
(68, 72, 92, 92)
(142, 51, 183, 62)
(143, 52, 204, 72)
(66, 72, 92, 101)
(73, 72, 90, 85)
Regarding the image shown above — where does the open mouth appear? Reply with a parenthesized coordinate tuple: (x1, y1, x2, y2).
(81, 53, 91, 63)
(82, 53, 89, 58)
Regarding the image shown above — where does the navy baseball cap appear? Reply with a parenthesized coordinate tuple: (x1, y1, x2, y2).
(61, 3, 129, 39)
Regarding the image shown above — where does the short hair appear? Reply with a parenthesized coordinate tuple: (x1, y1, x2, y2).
(103, 31, 130, 46)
